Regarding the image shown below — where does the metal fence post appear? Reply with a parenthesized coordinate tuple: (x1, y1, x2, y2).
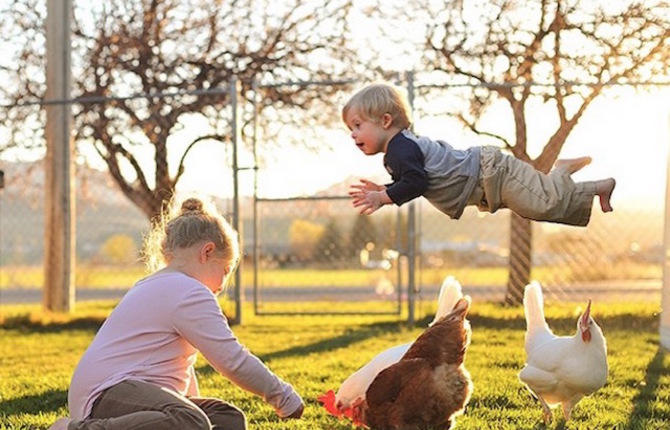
(230, 76, 243, 325)
(406, 71, 417, 325)
(251, 78, 260, 316)
(661, 114, 670, 350)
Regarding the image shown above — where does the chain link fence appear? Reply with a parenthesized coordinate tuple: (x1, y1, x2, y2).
(251, 196, 404, 315)
(0, 80, 667, 321)
(0, 161, 665, 314)
(414, 202, 663, 305)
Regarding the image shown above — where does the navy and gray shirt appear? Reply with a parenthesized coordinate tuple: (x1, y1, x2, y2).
(384, 129, 482, 219)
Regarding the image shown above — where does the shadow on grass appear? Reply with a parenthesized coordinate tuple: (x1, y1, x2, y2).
(0, 315, 106, 333)
(0, 388, 67, 416)
(624, 346, 669, 428)
(197, 319, 405, 376)
(463, 312, 659, 333)
(198, 310, 660, 377)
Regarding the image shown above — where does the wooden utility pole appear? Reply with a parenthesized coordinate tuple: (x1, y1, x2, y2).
(44, 0, 75, 312)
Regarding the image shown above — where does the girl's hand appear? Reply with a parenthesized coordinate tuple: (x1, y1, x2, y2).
(284, 403, 305, 419)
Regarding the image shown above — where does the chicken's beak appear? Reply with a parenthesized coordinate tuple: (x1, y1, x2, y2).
(580, 300, 592, 342)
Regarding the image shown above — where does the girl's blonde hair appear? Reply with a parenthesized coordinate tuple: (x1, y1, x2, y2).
(342, 83, 412, 129)
(143, 195, 240, 273)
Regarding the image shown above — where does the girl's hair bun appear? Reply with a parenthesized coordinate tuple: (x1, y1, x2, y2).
(180, 198, 204, 214)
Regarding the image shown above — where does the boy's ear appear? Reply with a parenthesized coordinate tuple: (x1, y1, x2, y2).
(381, 113, 393, 129)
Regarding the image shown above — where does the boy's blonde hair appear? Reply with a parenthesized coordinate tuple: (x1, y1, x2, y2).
(342, 83, 412, 129)
(143, 195, 240, 273)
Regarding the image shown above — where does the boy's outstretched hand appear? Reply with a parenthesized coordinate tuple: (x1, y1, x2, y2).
(349, 179, 390, 215)
(350, 179, 385, 193)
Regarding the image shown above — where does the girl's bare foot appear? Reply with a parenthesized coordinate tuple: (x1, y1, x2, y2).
(596, 178, 616, 212)
(555, 156, 592, 174)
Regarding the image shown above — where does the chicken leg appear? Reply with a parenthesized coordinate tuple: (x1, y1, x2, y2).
(536, 392, 553, 424)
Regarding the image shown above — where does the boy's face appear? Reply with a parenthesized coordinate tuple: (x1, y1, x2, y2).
(344, 110, 391, 156)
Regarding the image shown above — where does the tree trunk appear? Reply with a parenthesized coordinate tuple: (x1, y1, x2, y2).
(505, 213, 532, 305)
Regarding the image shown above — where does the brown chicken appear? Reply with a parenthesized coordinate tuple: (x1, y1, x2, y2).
(353, 296, 473, 430)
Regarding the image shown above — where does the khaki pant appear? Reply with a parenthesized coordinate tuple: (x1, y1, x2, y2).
(68, 379, 246, 430)
(473, 146, 596, 226)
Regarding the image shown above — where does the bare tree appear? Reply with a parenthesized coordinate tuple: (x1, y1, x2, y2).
(0, 0, 358, 220)
(406, 0, 670, 304)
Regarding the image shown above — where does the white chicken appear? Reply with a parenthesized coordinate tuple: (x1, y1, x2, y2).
(318, 276, 464, 423)
(519, 281, 608, 423)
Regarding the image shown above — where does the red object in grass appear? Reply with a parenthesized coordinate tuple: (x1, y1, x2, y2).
(318, 390, 368, 428)
(317, 390, 342, 417)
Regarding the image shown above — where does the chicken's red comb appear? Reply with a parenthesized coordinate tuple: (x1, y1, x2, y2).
(317, 390, 342, 417)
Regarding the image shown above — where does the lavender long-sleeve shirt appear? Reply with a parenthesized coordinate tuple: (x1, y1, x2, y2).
(68, 271, 302, 420)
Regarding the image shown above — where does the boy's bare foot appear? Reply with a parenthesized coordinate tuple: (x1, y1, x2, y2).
(555, 156, 592, 174)
(596, 178, 616, 212)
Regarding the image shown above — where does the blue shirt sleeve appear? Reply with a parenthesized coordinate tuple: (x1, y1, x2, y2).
(383, 133, 428, 206)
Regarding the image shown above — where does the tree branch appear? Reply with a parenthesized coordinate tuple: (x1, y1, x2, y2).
(174, 133, 230, 183)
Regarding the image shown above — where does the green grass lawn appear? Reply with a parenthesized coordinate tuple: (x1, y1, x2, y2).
(1, 300, 669, 429)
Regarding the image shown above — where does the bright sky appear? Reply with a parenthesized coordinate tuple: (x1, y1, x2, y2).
(4, 1, 667, 213)
(176, 87, 670, 213)
(173, 0, 670, 211)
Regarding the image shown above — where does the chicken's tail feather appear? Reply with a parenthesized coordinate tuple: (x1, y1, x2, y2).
(430, 275, 464, 326)
(523, 281, 547, 330)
